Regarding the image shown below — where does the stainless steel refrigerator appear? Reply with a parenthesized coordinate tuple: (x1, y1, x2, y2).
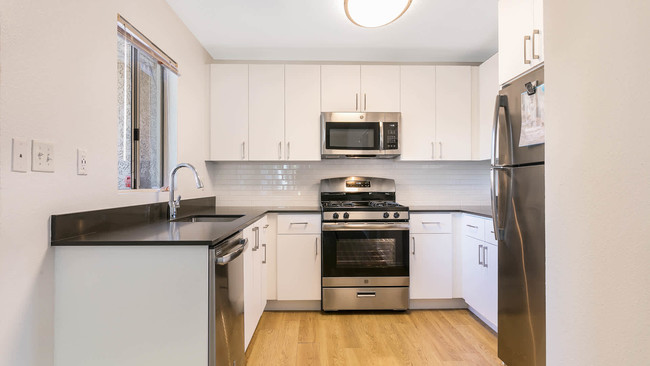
(492, 66, 545, 366)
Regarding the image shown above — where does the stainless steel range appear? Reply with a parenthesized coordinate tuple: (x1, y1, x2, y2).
(320, 177, 410, 311)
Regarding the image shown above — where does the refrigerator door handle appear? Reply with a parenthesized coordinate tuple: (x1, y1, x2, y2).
(491, 95, 509, 167)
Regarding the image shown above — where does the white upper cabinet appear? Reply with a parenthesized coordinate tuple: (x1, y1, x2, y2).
(210, 64, 248, 160)
(399, 66, 436, 160)
(248, 65, 285, 161)
(321, 65, 361, 112)
(360, 65, 401, 112)
(498, 0, 544, 85)
(435, 66, 472, 160)
(285, 65, 321, 161)
(478, 54, 500, 160)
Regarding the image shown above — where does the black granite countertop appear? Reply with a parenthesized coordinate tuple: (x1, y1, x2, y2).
(51, 197, 320, 247)
(50, 197, 491, 248)
(408, 205, 492, 218)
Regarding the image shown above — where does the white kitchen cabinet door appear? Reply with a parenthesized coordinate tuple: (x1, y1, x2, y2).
(478, 54, 499, 160)
(435, 66, 472, 160)
(498, 0, 535, 85)
(483, 242, 498, 327)
(462, 236, 483, 310)
(532, 0, 544, 65)
(248, 65, 285, 161)
(242, 225, 255, 350)
(399, 66, 436, 160)
(360, 65, 401, 112)
(256, 216, 269, 318)
(321, 65, 361, 112)
(276, 234, 321, 301)
(285, 65, 321, 161)
(410, 233, 453, 299)
(210, 64, 248, 160)
(264, 214, 278, 300)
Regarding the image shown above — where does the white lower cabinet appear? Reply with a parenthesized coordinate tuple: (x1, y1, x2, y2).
(243, 215, 268, 350)
(461, 215, 498, 330)
(409, 233, 453, 299)
(276, 234, 321, 301)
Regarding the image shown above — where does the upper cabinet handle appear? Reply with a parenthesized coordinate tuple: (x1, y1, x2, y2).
(431, 142, 435, 159)
(241, 141, 246, 159)
(287, 142, 290, 160)
(355, 93, 359, 111)
(524, 35, 532, 64)
(278, 141, 282, 160)
(438, 141, 442, 159)
(364, 93, 367, 111)
(532, 29, 540, 59)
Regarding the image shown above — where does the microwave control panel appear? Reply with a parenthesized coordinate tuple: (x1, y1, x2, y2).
(383, 122, 399, 150)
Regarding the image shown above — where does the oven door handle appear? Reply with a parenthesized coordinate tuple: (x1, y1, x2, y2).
(322, 222, 410, 231)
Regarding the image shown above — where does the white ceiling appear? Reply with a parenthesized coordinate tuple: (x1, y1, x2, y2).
(165, 0, 498, 63)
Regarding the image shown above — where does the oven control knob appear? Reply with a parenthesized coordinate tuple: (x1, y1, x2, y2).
(332, 213, 339, 219)
(394, 212, 400, 219)
(343, 212, 350, 219)
(383, 212, 390, 219)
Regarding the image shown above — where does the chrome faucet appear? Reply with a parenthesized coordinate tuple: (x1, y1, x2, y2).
(169, 163, 204, 219)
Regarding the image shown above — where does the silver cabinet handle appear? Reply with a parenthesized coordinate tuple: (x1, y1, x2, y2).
(278, 141, 282, 160)
(364, 93, 367, 111)
(252, 227, 259, 250)
(355, 93, 359, 111)
(263, 224, 269, 229)
(286, 142, 290, 160)
(466, 224, 479, 229)
(438, 141, 442, 159)
(315, 237, 318, 259)
(422, 221, 441, 225)
(478, 244, 483, 265)
(532, 29, 540, 59)
(262, 243, 267, 264)
(411, 236, 415, 255)
(241, 141, 246, 159)
(357, 292, 376, 298)
(290, 222, 309, 225)
(524, 35, 532, 64)
(431, 142, 435, 159)
(483, 245, 488, 268)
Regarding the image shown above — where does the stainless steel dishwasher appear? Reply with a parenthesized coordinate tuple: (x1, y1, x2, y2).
(209, 231, 248, 366)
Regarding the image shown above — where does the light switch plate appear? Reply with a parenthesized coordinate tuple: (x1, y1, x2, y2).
(32, 140, 55, 172)
(77, 149, 88, 175)
(12, 138, 30, 172)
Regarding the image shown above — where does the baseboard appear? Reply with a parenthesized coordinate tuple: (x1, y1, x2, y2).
(409, 298, 468, 310)
(265, 300, 321, 311)
(467, 305, 498, 332)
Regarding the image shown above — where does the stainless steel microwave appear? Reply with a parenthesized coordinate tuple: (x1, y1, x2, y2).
(321, 112, 401, 158)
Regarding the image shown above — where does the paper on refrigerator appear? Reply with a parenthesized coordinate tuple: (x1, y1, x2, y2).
(519, 84, 545, 147)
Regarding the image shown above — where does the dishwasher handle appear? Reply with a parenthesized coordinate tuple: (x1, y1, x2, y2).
(215, 238, 248, 265)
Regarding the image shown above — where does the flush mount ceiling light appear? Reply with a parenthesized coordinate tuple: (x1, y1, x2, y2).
(344, 0, 413, 28)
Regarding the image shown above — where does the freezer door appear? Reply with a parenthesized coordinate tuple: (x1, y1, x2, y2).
(498, 165, 545, 366)
(495, 67, 545, 166)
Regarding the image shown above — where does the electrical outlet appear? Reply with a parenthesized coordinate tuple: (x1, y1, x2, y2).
(12, 138, 30, 172)
(77, 149, 88, 175)
(32, 140, 55, 172)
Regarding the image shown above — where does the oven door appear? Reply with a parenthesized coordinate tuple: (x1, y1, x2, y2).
(321, 222, 409, 279)
(323, 121, 382, 155)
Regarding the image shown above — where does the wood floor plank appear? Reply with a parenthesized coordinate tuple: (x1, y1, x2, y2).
(246, 309, 500, 366)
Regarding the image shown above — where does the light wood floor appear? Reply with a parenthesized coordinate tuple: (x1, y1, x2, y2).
(246, 310, 500, 365)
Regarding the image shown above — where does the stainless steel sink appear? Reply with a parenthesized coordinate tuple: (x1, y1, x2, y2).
(174, 214, 244, 223)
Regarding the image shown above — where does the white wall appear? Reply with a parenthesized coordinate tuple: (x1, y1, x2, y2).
(545, 1, 650, 364)
(207, 160, 490, 207)
(0, 1, 212, 365)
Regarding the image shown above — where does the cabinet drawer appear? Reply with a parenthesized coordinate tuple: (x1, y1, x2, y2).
(410, 213, 452, 234)
(484, 218, 498, 245)
(322, 287, 408, 311)
(462, 215, 485, 241)
(277, 214, 321, 234)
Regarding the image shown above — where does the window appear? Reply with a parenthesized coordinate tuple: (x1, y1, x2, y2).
(117, 16, 178, 190)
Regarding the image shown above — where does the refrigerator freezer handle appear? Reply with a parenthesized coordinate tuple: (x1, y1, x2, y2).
(491, 95, 508, 167)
